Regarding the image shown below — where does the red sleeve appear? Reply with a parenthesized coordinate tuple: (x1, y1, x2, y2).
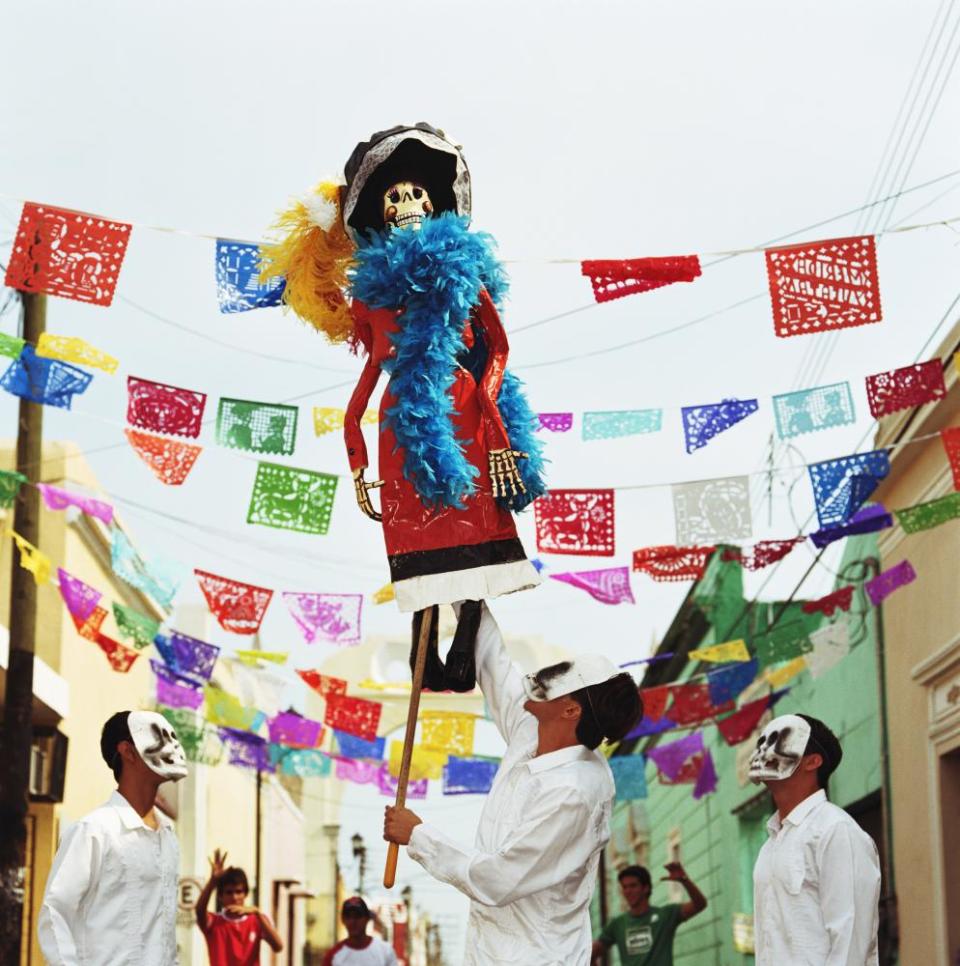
(472, 288, 512, 452)
(344, 356, 381, 472)
(322, 940, 345, 966)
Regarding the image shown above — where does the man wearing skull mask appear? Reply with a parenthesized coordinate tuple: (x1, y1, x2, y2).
(38, 710, 187, 965)
(749, 713, 880, 965)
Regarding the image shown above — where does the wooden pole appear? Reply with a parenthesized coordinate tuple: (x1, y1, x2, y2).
(383, 606, 433, 888)
(0, 291, 46, 963)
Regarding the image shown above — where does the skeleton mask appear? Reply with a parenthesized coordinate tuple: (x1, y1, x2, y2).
(747, 714, 811, 784)
(383, 181, 433, 231)
(128, 711, 188, 781)
(522, 654, 621, 702)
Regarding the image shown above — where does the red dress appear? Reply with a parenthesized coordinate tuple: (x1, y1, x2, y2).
(344, 289, 539, 613)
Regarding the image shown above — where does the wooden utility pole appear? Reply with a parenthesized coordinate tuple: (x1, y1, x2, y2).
(0, 291, 46, 964)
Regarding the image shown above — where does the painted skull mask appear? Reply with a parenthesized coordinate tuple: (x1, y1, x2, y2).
(522, 654, 621, 702)
(747, 714, 812, 784)
(128, 710, 188, 781)
(383, 181, 433, 231)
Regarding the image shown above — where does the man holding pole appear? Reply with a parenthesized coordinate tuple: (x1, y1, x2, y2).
(383, 601, 642, 965)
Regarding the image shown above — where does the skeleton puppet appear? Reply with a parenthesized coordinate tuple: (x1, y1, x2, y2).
(261, 124, 546, 690)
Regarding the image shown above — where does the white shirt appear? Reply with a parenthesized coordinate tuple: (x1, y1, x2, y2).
(326, 935, 398, 965)
(38, 790, 180, 966)
(753, 789, 880, 966)
(407, 604, 614, 965)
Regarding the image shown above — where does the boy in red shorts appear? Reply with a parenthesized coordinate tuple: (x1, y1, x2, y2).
(195, 849, 283, 965)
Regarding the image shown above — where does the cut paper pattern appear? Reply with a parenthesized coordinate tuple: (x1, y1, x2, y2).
(235, 650, 288, 666)
(865, 559, 916, 606)
(802, 585, 855, 617)
(941, 427, 960, 490)
(215, 240, 285, 313)
(666, 683, 733, 725)
(388, 742, 447, 781)
(0, 333, 25, 360)
(0, 471, 27, 508)
(537, 413, 573, 433)
(216, 398, 298, 456)
(764, 656, 807, 687)
(0, 345, 92, 409)
(160, 710, 223, 765)
(110, 528, 180, 609)
(638, 685, 673, 721)
(707, 659, 759, 705)
(283, 592, 362, 645)
(372, 583, 395, 604)
(127, 376, 207, 439)
(688, 640, 750, 663)
(681, 398, 759, 453)
(36, 333, 118, 374)
(633, 545, 715, 583)
(335, 757, 380, 785)
(313, 407, 377, 436)
(206, 687, 261, 732)
(442, 756, 499, 795)
(721, 538, 804, 571)
(808, 450, 890, 528)
(10, 530, 51, 585)
(273, 747, 331, 778)
(549, 567, 635, 605)
(296, 669, 348, 698)
(195, 569, 273, 635)
(581, 255, 702, 303)
(220, 728, 271, 770)
(866, 359, 946, 419)
(156, 631, 220, 682)
(334, 731, 385, 761)
(806, 621, 851, 679)
(5, 202, 131, 305)
(225, 661, 284, 719)
(70, 605, 107, 642)
(96, 634, 139, 673)
(673, 476, 752, 544)
(765, 236, 881, 338)
(247, 462, 338, 535)
(57, 569, 101, 622)
(808, 504, 893, 549)
(534, 489, 615, 556)
(125, 428, 202, 486)
(610, 756, 648, 801)
(895, 491, 960, 534)
(323, 693, 382, 742)
(421, 712, 475, 757)
(37, 484, 113, 525)
(582, 409, 663, 441)
(379, 764, 428, 799)
(268, 712, 322, 749)
(772, 382, 856, 439)
(152, 661, 204, 710)
(754, 622, 812, 667)
(647, 732, 704, 781)
(717, 697, 771, 746)
(625, 716, 676, 740)
(693, 750, 718, 800)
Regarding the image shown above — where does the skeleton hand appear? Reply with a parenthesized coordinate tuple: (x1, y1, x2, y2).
(489, 449, 528, 499)
(353, 467, 384, 522)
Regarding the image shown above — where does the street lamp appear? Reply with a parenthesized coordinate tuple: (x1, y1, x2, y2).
(350, 833, 367, 895)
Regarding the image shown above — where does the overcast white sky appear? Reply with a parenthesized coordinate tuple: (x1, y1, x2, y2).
(3, 0, 960, 956)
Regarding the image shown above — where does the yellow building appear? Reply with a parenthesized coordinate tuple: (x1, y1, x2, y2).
(873, 324, 960, 964)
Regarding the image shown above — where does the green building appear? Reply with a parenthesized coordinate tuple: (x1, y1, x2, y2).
(593, 532, 897, 964)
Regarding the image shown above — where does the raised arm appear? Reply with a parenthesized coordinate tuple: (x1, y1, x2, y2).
(195, 848, 227, 932)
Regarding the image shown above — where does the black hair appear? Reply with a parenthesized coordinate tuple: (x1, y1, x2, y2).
(218, 867, 249, 895)
(798, 714, 843, 789)
(100, 711, 133, 781)
(618, 865, 652, 889)
(570, 674, 643, 750)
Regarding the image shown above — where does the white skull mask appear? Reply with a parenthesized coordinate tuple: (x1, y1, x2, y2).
(747, 714, 811, 784)
(383, 181, 433, 231)
(128, 711, 188, 782)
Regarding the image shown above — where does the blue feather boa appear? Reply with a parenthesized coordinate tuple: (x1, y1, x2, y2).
(349, 214, 546, 511)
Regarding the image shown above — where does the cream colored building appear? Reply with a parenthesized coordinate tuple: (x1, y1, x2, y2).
(873, 322, 960, 965)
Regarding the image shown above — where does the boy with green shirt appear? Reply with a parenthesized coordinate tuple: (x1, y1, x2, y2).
(592, 863, 707, 966)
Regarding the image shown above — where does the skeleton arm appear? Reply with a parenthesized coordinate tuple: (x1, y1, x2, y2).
(344, 349, 384, 522)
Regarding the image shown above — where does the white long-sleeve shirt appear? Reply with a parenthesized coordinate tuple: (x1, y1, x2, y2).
(38, 790, 180, 966)
(753, 789, 880, 966)
(407, 603, 614, 965)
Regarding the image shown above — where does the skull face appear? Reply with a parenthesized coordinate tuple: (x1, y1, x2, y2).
(383, 181, 433, 231)
(128, 710, 188, 782)
(747, 714, 811, 784)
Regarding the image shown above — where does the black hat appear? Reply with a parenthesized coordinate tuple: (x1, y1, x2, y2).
(342, 896, 370, 916)
(341, 122, 471, 242)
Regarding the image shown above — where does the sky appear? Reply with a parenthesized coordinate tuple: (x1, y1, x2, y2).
(2, 0, 960, 957)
